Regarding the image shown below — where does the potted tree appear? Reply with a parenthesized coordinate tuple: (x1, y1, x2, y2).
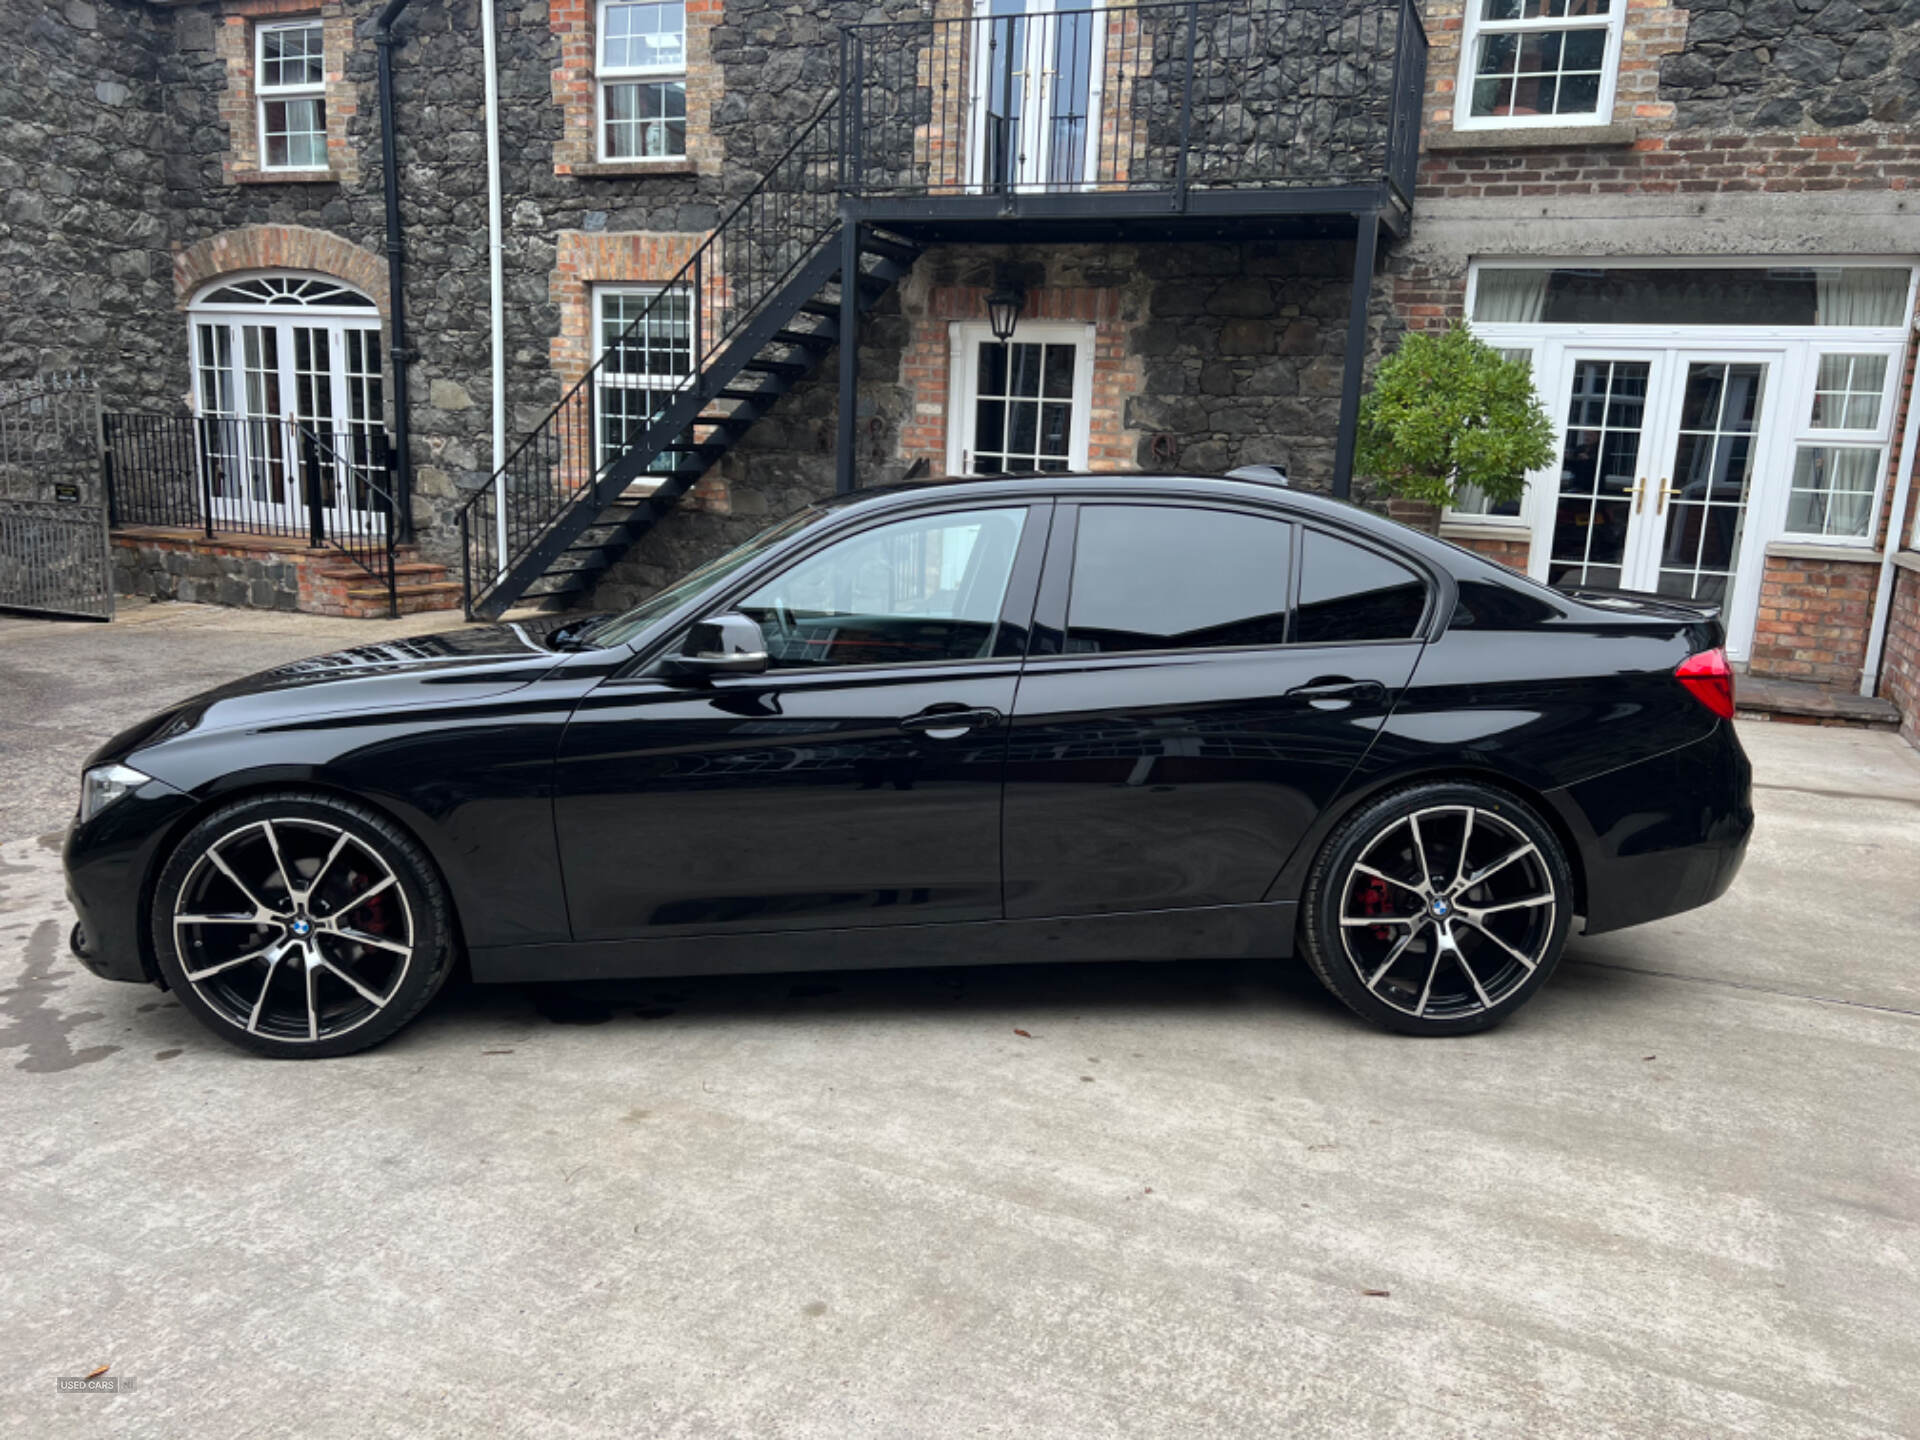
(1354, 324, 1555, 535)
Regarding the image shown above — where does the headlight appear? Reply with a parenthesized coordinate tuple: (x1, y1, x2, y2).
(79, 763, 151, 823)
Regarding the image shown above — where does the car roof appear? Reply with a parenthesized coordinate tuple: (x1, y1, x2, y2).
(817, 471, 1428, 553)
(816, 472, 1621, 612)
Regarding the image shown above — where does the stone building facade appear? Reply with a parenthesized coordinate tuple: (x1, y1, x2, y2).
(3, 0, 1919, 733)
(1400, 0, 1920, 717)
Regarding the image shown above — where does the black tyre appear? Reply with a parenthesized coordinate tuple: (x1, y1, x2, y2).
(150, 792, 455, 1058)
(1300, 781, 1574, 1036)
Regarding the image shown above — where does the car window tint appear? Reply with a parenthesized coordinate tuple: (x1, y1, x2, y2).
(1295, 530, 1427, 643)
(736, 507, 1026, 669)
(1066, 505, 1291, 654)
(1449, 579, 1567, 630)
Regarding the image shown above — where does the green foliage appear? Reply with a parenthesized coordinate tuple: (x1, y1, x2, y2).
(1354, 324, 1555, 509)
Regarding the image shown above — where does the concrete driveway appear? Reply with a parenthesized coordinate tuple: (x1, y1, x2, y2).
(2, 605, 1917, 1438)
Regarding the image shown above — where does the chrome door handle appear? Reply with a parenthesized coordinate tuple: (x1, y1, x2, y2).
(900, 706, 1003, 740)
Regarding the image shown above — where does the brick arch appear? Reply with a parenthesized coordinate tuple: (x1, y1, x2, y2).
(173, 227, 387, 318)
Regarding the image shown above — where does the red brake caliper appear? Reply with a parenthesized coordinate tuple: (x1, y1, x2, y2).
(1354, 877, 1395, 941)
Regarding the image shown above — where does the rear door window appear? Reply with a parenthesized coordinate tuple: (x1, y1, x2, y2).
(1295, 530, 1428, 643)
(1065, 504, 1292, 654)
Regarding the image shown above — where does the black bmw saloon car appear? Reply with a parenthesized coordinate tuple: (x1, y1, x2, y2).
(65, 473, 1753, 1057)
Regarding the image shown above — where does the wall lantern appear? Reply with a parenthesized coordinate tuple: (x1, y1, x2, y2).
(985, 275, 1026, 344)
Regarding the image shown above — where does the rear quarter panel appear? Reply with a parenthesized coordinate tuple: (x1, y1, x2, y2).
(1263, 591, 1720, 908)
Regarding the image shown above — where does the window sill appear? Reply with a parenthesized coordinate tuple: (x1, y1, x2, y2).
(1765, 540, 1879, 563)
(1439, 519, 1529, 542)
(1427, 124, 1639, 154)
(1891, 550, 1920, 576)
(567, 159, 697, 179)
(231, 169, 339, 186)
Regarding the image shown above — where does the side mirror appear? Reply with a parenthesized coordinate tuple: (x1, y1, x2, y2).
(661, 612, 769, 678)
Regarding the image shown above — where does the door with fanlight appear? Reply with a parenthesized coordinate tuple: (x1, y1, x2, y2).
(188, 274, 389, 536)
(1533, 346, 1789, 659)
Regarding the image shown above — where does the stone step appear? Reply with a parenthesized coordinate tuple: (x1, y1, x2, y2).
(315, 559, 450, 583)
(1736, 672, 1901, 729)
(340, 580, 465, 617)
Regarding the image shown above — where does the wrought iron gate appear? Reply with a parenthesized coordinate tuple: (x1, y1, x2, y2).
(0, 374, 113, 621)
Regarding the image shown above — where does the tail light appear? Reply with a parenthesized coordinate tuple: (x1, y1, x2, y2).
(1675, 647, 1735, 719)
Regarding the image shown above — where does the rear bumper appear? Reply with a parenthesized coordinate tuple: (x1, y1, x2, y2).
(1547, 721, 1753, 937)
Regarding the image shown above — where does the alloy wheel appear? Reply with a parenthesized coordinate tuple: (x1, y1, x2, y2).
(1336, 804, 1558, 1021)
(170, 818, 415, 1044)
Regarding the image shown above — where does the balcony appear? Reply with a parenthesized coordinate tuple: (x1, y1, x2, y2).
(839, 0, 1427, 239)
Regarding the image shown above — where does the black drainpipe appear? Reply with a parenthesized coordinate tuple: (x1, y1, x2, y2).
(375, 0, 417, 539)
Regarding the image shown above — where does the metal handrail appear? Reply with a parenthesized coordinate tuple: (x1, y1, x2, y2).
(453, 96, 846, 615)
(102, 412, 403, 616)
(841, 0, 1427, 201)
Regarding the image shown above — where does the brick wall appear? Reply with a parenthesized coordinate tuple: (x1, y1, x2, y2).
(213, 0, 359, 186)
(1749, 553, 1880, 687)
(550, 0, 721, 178)
(174, 223, 388, 315)
(894, 282, 1143, 474)
(1419, 131, 1920, 202)
(1882, 565, 1920, 749)
(1445, 531, 1531, 571)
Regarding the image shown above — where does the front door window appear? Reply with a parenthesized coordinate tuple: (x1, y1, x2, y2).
(736, 507, 1029, 668)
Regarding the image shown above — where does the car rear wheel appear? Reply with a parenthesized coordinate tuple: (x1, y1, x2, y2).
(1300, 781, 1573, 1036)
(151, 792, 455, 1059)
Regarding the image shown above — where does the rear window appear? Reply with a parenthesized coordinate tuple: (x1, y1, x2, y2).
(1066, 504, 1292, 654)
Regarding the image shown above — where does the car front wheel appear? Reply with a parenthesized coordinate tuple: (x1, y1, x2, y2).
(150, 792, 455, 1058)
(1300, 781, 1574, 1036)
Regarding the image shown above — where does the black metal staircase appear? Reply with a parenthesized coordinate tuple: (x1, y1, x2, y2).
(456, 100, 922, 619)
(456, 0, 1429, 619)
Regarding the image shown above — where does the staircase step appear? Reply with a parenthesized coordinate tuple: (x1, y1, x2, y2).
(858, 233, 922, 266)
(773, 326, 836, 352)
(469, 221, 928, 620)
(316, 559, 449, 582)
(342, 580, 465, 615)
(741, 357, 809, 381)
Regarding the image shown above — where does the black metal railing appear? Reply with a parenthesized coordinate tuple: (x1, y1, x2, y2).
(103, 412, 400, 616)
(454, 96, 845, 618)
(842, 0, 1426, 207)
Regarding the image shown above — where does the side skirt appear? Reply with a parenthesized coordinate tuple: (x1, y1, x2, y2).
(470, 901, 1299, 984)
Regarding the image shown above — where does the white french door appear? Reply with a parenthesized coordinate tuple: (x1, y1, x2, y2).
(967, 0, 1104, 192)
(1532, 344, 1792, 659)
(190, 310, 387, 535)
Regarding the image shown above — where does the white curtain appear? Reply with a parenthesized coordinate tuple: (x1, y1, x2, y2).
(1472, 269, 1549, 324)
(1789, 445, 1882, 538)
(1814, 269, 1909, 327)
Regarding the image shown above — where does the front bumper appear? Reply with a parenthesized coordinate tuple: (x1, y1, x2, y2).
(63, 780, 198, 985)
(1548, 721, 1754, 937)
